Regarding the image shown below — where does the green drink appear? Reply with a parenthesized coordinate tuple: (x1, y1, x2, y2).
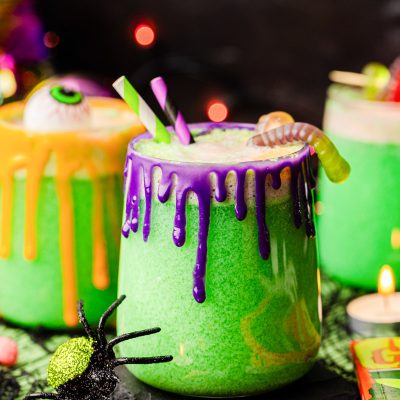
(118, 123, 321, 397)
(0, 175, 120, 328)
(0, 87, 144, 328)
(318, 85, 400, 289)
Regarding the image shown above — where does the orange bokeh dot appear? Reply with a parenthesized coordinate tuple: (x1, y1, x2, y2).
(207, 101, 228, 122)
(21, 70, 38, 88)
(134, 24, 156, 47)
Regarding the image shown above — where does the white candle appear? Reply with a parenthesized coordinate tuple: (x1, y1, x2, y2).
(346, 265, 400, 336)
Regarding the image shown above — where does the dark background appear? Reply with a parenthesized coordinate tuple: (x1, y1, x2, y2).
(33, 0, 400, 126)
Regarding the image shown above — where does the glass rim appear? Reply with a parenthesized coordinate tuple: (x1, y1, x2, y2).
(128, 122, 309, 168)
(0, 97, 136, 134)
(327, 84, 400, 114)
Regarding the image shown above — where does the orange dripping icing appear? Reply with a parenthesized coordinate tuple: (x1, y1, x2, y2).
(105, 175, 123, 248)
(0, 98, 144, 326)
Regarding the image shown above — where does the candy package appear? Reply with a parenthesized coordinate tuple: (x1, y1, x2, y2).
(351, 337, 400, 400)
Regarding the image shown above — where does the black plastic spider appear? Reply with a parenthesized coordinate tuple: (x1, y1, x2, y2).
(24, 295, 173, 399)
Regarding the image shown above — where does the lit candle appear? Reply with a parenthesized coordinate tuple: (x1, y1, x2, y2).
(347, 265, 400, 337)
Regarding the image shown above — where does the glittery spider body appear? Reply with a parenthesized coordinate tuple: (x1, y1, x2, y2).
(24, 295, 173, 400)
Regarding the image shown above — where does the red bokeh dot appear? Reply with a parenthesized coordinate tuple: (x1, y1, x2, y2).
(134, 24, 156, 48)
(43, 31, 60, 49)
(207, 101, 228, 122)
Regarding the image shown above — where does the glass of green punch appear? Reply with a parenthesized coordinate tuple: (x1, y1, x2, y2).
(318, 84, 400, 289)
(118, 118, 348, 397)
(0, 83, 144, 329)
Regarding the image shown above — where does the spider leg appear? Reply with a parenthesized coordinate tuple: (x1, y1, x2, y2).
(78, 300, 95, 338)
(106, 327, 161, 352)
(113, 355, 173, 367)
(98, 295, 127, 345)
(24, 393, 58, 399)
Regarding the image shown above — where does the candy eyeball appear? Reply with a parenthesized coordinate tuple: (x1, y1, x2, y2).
(23, 83, 92, 132)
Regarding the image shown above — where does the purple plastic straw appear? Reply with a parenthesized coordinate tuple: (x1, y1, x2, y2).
(150, 77, 194, 145)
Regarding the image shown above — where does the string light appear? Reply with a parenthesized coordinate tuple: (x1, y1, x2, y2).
(0, 69, 17, 98)
(22, 70, 38, 88)
(134, 23, 156, 48)
(207, 100, 228, 122)
(391, 228, 400, 250)
(43, 31, 60, 49)
(0, 53, 15, 72)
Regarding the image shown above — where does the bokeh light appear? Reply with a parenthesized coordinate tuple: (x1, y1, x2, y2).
(43, 31, 60, 49)
(0, 69, 17, 98)
(391, 227, 400, 250)
(0, 53, 15, 72)
(207, 100, 228, 122)
(22, 70, 39, 89)
(134, 23, 156, 48)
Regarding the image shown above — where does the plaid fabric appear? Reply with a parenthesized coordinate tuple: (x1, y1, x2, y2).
(0, 322, 68, 399)
(319, 275, 364, 382)
(0, 275, 362, 400)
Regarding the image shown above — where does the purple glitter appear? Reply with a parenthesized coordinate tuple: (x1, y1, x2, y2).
(123, 122, 314, 303)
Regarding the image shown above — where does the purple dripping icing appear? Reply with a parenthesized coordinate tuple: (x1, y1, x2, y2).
(130, 165, 141, 233)
(158, 170, 173, 203)
(192, 187, 210, 303)
(143, 166, 153, 241)
(255, 171, 270, 260)
(271, 170, 282, 190)
(122, 123, 314, 304)
(214, 171, 228, 203)
(235, 170, 247, 220)
(122, 157, 132, 237)
(300, 162, 316, 237)
(173, 188, 189, 247)
(290, 165, 302, 228)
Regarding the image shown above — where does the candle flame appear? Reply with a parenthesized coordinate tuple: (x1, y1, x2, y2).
(391, 228, 400, 250)
(378, 264, 396, 296)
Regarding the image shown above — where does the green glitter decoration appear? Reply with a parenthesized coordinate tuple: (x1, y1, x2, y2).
(50, 85, 83, 105)
(47, 337, 94, 389)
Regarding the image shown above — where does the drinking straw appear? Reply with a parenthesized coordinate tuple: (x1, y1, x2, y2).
(329, 70, 369, 87)
(113, 76, 171, 144)
(329, 63, 390, 100)
(150, 76, 194, 145)
(249, 114, 350, 183)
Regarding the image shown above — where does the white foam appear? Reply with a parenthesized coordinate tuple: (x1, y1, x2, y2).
(135, 128, 303, 164)
(324, 85, 400, 144)
(132, 128, 304, 204)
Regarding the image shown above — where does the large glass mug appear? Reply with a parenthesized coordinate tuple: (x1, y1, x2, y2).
(0, 98, 144, 328)
(118, 122, 321, 397)
(318, 85, 400, 289)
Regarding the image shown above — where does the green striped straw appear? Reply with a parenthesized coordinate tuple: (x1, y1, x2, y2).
(113, 76, 171, 144)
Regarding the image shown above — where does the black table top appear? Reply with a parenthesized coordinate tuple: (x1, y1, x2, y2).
(115, 361, 360, 400)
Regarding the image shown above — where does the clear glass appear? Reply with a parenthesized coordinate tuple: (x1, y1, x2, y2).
(0, 99, 142, 328)
(318, 85, 400, 289)
(118, 123, 320, 397)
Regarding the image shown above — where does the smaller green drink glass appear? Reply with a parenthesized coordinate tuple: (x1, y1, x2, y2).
(318, 85, 400, 289)
(118, 123, 320, 397)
